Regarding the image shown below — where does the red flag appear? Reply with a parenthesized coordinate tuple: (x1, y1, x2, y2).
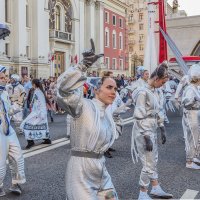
(74, 55, 78, 64)
(51, 54, 54, 61)
(71, 55, 73, 63)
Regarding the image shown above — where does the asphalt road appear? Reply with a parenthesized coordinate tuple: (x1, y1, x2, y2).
(1, 111, 200, 200)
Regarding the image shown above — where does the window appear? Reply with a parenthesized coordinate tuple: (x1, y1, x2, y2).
(139, 13, 143, 21)
(119, 59, 123, 70)
(105, 12, 109, 23)
(139, 24, 144, 30)
(112, 31, 116, 49)
(112, 15, 116, 26)
(129, 14, 133, 21)
(5, 0, 10, 22)
(26, 4, 30, 27)
(119, 18, 123, 28)
(55, 5, 61, 30)
(139, 44, 144, 51)
(112, 58, 117, 69)
(119, 33, 123, 50)
(105, 28, 109, 47)
(105, 57, 110, 68)
(139, 34, 144, 42)
(5, 43, 10, 57)
(26, 46, 30, 58)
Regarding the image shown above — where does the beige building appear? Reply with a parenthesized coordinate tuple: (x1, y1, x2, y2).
(167, 15, 200, 57)
(127, 0, 200, 76)
(127, 0, 148, 76)
(0, 0, 104, 78)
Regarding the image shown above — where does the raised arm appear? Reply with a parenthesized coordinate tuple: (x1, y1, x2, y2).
(56, 39, 104, 118)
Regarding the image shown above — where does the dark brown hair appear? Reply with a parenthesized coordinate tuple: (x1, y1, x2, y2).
(150, 62, 168, 79)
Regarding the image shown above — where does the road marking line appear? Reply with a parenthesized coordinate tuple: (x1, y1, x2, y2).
(23, 140, 70, 158)
(180, 189, 199, 199)
(23, 137, 68, 154)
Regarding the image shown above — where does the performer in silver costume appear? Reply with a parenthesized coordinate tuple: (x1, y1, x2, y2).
(0, 66, 26, 197)
(175, 74, 190, 104)
(181, 64, 200, 170)
(6, 74, 25, 134)
(131, 63, 173, 200)
(57, 39, 118, 200)
(131, 69, 149, 91)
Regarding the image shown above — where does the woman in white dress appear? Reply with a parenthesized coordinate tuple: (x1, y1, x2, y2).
(181, 64, 200, 169)
(20, 79, 51, 149)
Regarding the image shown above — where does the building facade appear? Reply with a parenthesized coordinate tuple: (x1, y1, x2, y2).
(0, 0, 104, 78)
(127, 0, 149, 76)
(103, 0, 129, 76)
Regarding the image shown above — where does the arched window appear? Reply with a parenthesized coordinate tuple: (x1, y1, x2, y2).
(55, 5, 61, 30)
(119, 32, 123, 50)
(112, 30, 116, 49)
(105, 28, 109, 47)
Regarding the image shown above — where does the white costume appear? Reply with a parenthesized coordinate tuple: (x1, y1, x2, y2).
(0, 67, 25, 196)
(7, 75, 25, 124)
(175, 75, 190, 102)
(20, 88, 50, 140)
(181, 64, 200, 166)
(57, 63, 118, 200)
(131, 85, 164, 186)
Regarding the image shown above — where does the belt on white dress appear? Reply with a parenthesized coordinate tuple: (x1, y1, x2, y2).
(71, 150, 104, 159)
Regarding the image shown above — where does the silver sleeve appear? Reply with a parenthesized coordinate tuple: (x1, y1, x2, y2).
(56, 64, 87, 118)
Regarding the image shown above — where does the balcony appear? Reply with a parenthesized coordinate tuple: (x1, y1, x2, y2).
(128, 29, 135, 34)
(49, 30, 73, 42)
(128, 39, 135, 45)
(128, 19, 135, 24)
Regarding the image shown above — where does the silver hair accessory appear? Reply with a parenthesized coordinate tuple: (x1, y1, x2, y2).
(86, 77, 102, 89)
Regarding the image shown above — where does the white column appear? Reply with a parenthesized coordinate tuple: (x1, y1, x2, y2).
(12, 0, 26, 60)
(85, 0, 95, 48)
(79, 0, 85, 60)
(95, 1, 104, 54)
(0, 0, 6, 55)
(32, 0, 49, 64)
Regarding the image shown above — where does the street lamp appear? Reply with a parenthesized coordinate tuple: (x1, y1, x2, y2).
(131, 52, 138, 77)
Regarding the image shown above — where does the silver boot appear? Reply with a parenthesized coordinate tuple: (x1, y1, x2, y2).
(150, 185, 173, 199)
(138, 191, 153, 200)
(0, 187, 6, 197)
(9, 184, 22, 195)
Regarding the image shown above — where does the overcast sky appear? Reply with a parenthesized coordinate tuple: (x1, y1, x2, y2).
(167, 0, 200, 16)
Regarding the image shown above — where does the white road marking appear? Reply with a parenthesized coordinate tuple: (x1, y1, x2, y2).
(180, 189, 199, 200)
(23, 138, 70, 158)
(23, 137, 68, 154)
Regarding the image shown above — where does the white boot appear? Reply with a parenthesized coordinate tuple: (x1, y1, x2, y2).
(138, 191, 152, 200)
(0, 186, 6, 197)
(150, 185, 173, 199)
(193, 158, 200, 164)
(186, 162, 200, 169)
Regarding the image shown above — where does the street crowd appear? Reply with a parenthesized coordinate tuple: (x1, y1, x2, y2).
(0, 40, 200, 200)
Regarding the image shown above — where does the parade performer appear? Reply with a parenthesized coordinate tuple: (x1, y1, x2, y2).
(131, 69, 149, 106)
(0, 66, 26, 196)
(6, 74, 26, 134)
(57, 39, 118, 200)
(131, 63, 173, 200)
(181, 64, 200, 169)
(174, 74, 190, 105)
(131, 68, 149, 91)
(20, 79, 51, 149)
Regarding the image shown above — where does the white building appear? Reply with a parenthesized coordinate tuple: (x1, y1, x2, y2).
(0, 0, 104, 78)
